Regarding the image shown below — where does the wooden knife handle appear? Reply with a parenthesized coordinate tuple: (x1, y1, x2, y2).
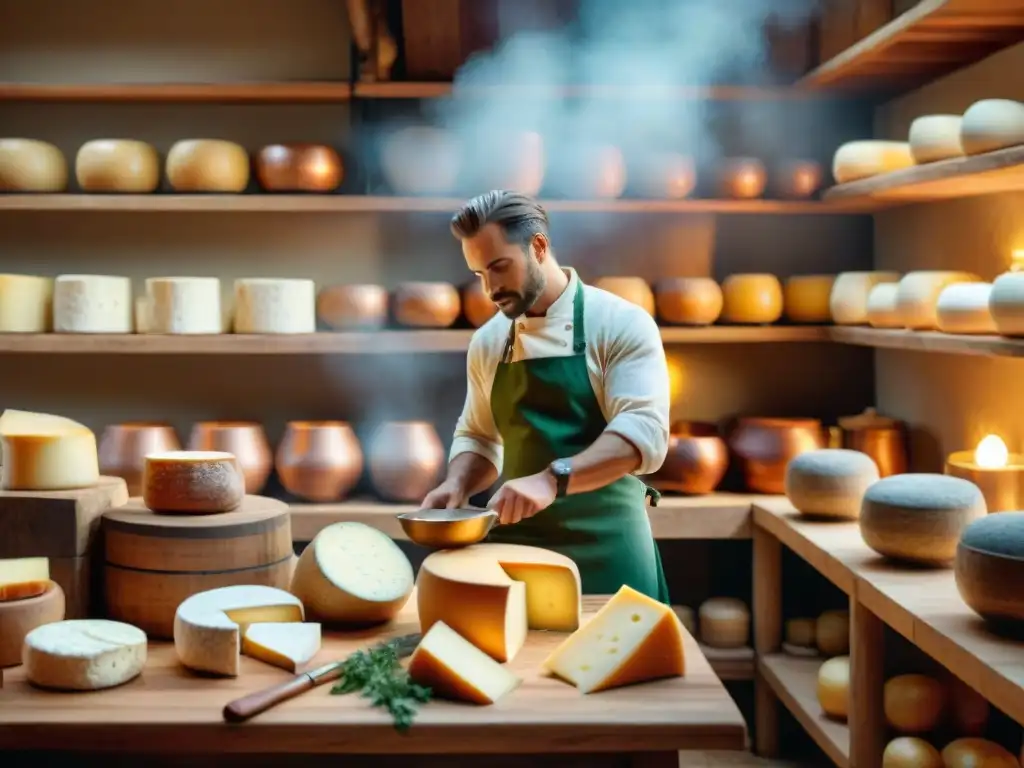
(223, 674, 315, 723)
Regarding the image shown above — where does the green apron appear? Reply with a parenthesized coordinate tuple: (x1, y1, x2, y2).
(485, 278, 671, 603)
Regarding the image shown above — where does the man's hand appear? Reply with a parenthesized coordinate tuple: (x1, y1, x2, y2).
(419, 480, 468, 510)
(487, 470, 557, 525)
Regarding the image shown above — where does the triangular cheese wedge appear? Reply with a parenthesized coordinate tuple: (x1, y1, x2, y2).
(408, 621, 521, 705)
(242, 622, 321, 672)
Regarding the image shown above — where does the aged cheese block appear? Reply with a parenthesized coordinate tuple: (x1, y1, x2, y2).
(721, 274, 783, 324)
(785, 449, 880, 520)
(882, 737, 942, 768)
(884, 674, 946, 733)
(316, 284, 388, 330)
(142, 450, 245, 514)
(144, 277, 222, 334)
(290, 521, 414, 624)
(166, 139, 250, 192)
(23, 618, 146, 690)
(0, 138, 67, 191)
(75, 139, 160, 193)
(817, 655, 849, 719)
(935, 283, 996, 334)
(908, 115, 965, 164)
(867, 283, 904, 328)
(785, 617, 816, 648)
(408, 620, 522, 705)
(784, 275, 835, 323)
(832, 141, 915, 184)
(0, 274, 53, 332)
(381, 126, 461, 196)
(594, 277, 655, 316)
(0, 581, 65, 666)
(832, 271, 901, 325)
(0, 409, 99, 491)
(173, 584, 304, 676)
(988, 271, 1024, 337)
(242, 622, 321, 672)
(816, 609, 849, 656)
(959, 99, 1024, 156)
(53, 274, 132, 333)
(955, 511, 1024, 625)
(861, 474, 986, 565)
(542, 584, 685, 694)
(418, 543, 582, 663)
(942, 739, 1019, 768)
(392, 282, 461, 328)
(234, 278, 316, 334)
(896, 271, 982, 330)
(698, 597, 749, 648)
(654, 277, 723, 325)
(0, 557, 50, 602)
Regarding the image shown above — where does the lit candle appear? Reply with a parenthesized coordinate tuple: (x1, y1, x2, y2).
(945, 434, 1024, 513)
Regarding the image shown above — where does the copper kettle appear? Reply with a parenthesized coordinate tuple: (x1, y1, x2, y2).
(828, 408, 908, 477)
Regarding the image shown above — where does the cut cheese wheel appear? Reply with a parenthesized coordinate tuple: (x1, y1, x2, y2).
(941, 738, 1019, 768)
(290, 521, 414, 624)
(241, 622, 321, 672)
(408, 620, 522, 705)
(233, 278, 316, 334)
(0, 557, 50, 602)
(23, 619, 146, 690)
(0, 408, 99, 491)
(908, 115, 965, 164)
(698, 597, 750, 648)
(816, 609, 850, 656)
(0, 580, 65, 666)
(883, 737, 942, 768)
(0, 138, 68, 192)
(75, 139, 160, 193)
(817, 655, 849, 719)
(959, 99, 1024, 156)
(173, 584, 304, 676)
(785, 617, 816, 648)
(53, 274, 133, 333)
(417, 543, 582, 663)
(867, 283, 904, 328)
(832, 141, 915, 184)
(987, 271, 1024, 337)
(166, 139, 250, 192)
(897, 271, 982, 330)
(144, 277, 223, 334)
(142, 450, 245, 514)
(935, 283, 996, 334)
(542, 584, 685, 694)
(831, 271, 902, 325)
(721, 274, 783, 324)
(784, 275, 835, 324)
(392, 282, 461, 328)
(884, 674, 946, 734)
(0, 274, 53, 332)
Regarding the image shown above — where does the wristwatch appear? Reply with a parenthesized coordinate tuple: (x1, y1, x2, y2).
(548, 458, 572, 498)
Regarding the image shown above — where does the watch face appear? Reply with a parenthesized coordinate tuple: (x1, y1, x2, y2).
(552, 459, 571, 476)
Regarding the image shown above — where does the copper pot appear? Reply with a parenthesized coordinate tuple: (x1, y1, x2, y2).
(648, 421, 728, 495)
(275, 421, 364, 502)
(829, 408, 908, 478)
(316, 284, 388, 330)
(367, 421, 445, 502)
(775, 159, 822, 199)
(254, 144, 344, 192)
(187, 421, 272, 493)
(728, 417, 825, 494)
(718, 157, 767, 199)
(462, 281, 497, 328)
(392, 282, 461, 328)
(98, 422, 181, 495)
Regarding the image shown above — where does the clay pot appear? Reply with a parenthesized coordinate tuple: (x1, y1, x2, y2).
(593, 277, 655, 316)
(98, 422, 181, 496)
(316, 284, 388, 330)
(774, 159, 822, 199)
(462, 281, 498, 327)
(255, 144, 344, 192)
(367, 421, 445, 502)
(381, 126, 461, 196)
(655, 278, 723, 325)
(275, 421, 364, 502)
(728, 417, 825, 494)
(187, 421, 272, 493)
(718, 157, 767, 199)
(648, 422, 728, 495)
(392, 282, 461, 328)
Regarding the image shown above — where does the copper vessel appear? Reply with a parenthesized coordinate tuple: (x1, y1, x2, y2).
(728, 417, 825, 494)
(829, 408, 908, 478)
(316, 284, 388, 330)
(462, 280, 497, 328)
(392, 282, 461, 328)
(718, 157, 767, 199)
(367, 421, 445, 502)
(275, 421, 364, 502)
(98, 422, 181, 495)
(775, 159, 822, 199)
(648, 421, 728, 495)
(254, 144, 344, 192)
(187, 421, 272, 493)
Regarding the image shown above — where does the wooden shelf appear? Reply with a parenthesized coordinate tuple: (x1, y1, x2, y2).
(798, 0, 1024, 94)
(0, 82, 353, 103)
(828, 326, 1024, 358)
(759, 654, 849, 768)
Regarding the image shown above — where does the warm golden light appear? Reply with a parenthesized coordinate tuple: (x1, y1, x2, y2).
(666, 357, 687, 401)
(975, 434, 1009, 469)
(1010, 249, 1024, 273)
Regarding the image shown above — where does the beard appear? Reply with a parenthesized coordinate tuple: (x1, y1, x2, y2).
(491, 260, 546, 318)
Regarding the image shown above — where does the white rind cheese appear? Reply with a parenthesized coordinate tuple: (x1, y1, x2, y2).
(896, 271, 982, 330)
(144, 277, 223, 335)
(959, 99, 1024, 156)
(866, 283, 903, 328)
(831, 272, 901, 325)
(908, 115, 965, 164)
(142, 450, 245, 514)
(0, 274, 53, 332)
(0, 409, 99, 491)
(233, 278, 316, 334)
(832, 141, 915, 184)
(935, 282, 996, 334)
(53, 274, 132, 333)
(22, 619, 147, 691)
(241, 622, 321, 672)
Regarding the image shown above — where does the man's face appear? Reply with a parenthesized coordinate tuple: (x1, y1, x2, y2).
(462, 223, 546, 318)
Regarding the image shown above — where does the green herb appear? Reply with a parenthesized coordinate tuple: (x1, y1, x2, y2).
(330, 637, 432, 732)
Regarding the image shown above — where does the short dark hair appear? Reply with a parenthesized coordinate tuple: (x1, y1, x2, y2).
(450, 190, 549, 251)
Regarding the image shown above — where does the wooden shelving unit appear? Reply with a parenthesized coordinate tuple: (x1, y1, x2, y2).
(0, 82, 354, 103)
(829, 326, 1024, 358)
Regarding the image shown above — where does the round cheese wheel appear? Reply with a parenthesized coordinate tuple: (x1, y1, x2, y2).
(816, 609, 850, 656)
(785, 448, 880, 519)
(832, 141, 915, 184)
(955, 511, 1024, 627)
(867, 283, 905, 328)
(784, 275, 835, 323)
(142, 450, 245, 514)
(593, 277, 655, 316)
(883, 737, 943, 768)
(75, 139, 160, 193)
(908, 115, 965, 164)
(23, 619, 147, 691)
(0, 138, 68, 191)
(988, 271, 1024, 337)
(817, 655, 849, 719)
(166, 139, 250, 192)
(718, 158, 767, 199)
(53, 274, 133, 333)
(785, 617, 816, 648)
(721, 274, 783, 324)
(144, 277, 223, 335)
(392, 282, 461, 328)
(831, 271, 902, 325)
(884, 674, 946, 733)
(0, 274, 53, 333)
(0, 581, 66, 666)
(381, 126, 461, 196)
(941, 738, 1019, 768)
(654, 278, 723, 325)
(234, 278, 316, 334)
(316, 284, 388, 330)
(935, 283, 996, 334)
(697, 597, 749, 648)
(960, 99, 1024, 156)
(897, 271, 983, 330)
(947, 676, 989, 736)
(461, 280, 498, 327)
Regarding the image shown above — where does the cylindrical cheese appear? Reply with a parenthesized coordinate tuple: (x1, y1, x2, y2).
(785, 617, 816, 648)
(316, 284, 389, 330)
(593, 277, 655, 316)
(392, 282, 461, 328)
(721, 274, 783, 324)
(988, 271, 1024, 337)
(785, 448, 880, 520)
(816, 655, 849, 719)
(0, 274, 53, 332)
(166, 139, 250, 192)
(144, 277, 222, 335)
(381, 126, 461, 196)
(831, 271, 901, 325)
(959, 99, 1024, 156)
(142, 450, 245, 514)
(0, 581, 66, 667)
(908, 115, 965, 164)
(0, 410, 101, 492)
(942, 739, 1019, 768)
(784, 275, 835, 324)
(882, 737, 942, 768)
(884, 674, 946, 733)
(896, 271, 983, 330)
(0, 138, 68, 192)
(697, 597, 750, 648)
(53, 275, 133, 333)
(75, 139, 160, 193)
(935, 283, 996, 334)
(655, 278, 723, 325)
(832, 141, 915, 184)
(816, 609, 849, 656)
(867, 283, 904, 328)
(233, 278, 316, 334)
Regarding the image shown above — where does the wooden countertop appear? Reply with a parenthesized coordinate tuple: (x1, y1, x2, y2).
(0, 595, 747, 756)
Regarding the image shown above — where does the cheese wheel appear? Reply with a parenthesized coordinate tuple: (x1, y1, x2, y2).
(784, 275, 835, 323)
(460, 280, 498, 328)
(166, 139, 250, 192)
(721, 274, 783, 324)
(241, 622, 321, 673)
(785, 617, 816, 648)
(935, 283, 996, 334)
(883, 737, 943, 768)
(816, 609, 849, 656)
(0, 274, 53, 332)
(233, 278, 316, 334)
(897, 271, 982, 330)
(392, 282, 461, 328)
(144, 277, 222, 334)
(831, 271, 902, 325)
(142, 450, 245, 514)
(817, 655, 849, 719)
(23, 619, 146, 690)
(594, 277, 655, 316)
(959, 99, 1024, 156)
(381, 126, 461, 196)
(316, 284, 388, 330)
(908, 115, 965, 164)
(75, 139, 160, 193)
(719, 157, 767, 199)
(0, 409, 99, 491)
(885, 674, 947, 733)
(988, 271, 1024, 337)
(948, 676, 989, 736)
(290, 521, 414, 624)
(0, 557, 50, 603)
(698, 597, 750, 648)
(785, 448, 880, 519)
(0, 138, 68, 191)
(832, 141, 915, 184)
(655, 277, 723, 325)
(0, 581, 65, 666)
(942, 739, 1019, 768)
(53, 274, 133, 333)
(867, 283, 904, 328)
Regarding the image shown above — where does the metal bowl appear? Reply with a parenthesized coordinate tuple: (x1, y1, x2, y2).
(396, 507, 497, 549)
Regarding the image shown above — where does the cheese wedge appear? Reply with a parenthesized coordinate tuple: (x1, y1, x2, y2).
(408, 621, 521, 705)
(242, 622, 321, 672)
(417, 543, 581, 663)
(23, 619, 147, 691)
(0, 409, 99, 491)
(542, 584, 685, 694)
(0, 557, 50, 602)
(173, 585, 304, 676)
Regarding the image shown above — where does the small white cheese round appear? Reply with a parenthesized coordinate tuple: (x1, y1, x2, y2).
(960, 99, 1024, 156)
(831, 272, 901, 325)
(935, 282, 996, 334)
(23, 619, 147, 691)
(832, 141, 915, 184)
(908, 115, 964, 163)
(866, 283, 904, 328)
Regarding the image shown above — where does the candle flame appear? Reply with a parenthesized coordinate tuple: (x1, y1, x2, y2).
(975, 434, 1009, 469)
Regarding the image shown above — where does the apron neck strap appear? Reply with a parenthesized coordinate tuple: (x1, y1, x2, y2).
(500, 277, 587, 364)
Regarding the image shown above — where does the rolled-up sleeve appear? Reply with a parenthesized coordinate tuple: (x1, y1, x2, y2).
(449, 332, 504, 473)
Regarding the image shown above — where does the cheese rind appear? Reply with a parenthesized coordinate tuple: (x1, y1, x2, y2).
(0, 138, 67, 192)
(53, 274, 133, 333)
(698, 597, 750, 648)
(75, 139, 160, 193)
(241, 622, 321, 672)
(941, 738, 1019, 768)
(233, 278, 316, 334)
(166, 139, 250, 192)
(784, 275, 835, 324)
(866, 283, 904, 328)
(142, 450, 244, 514)
(959, 99, 1024, 156)
(908, 115, 965, 164)
(817, 655, 849, 719)
(831, 271, 901, 325)
(884, 674, 946, 733)
(144, 277, 223, 335)
(896, 271, 982, 330)
(0, 409, 99, 491)
(0, 557, 50, 602)
(832, 141, 915, 184)
(22, 619, 146, 691)
(936, 282, 996, 334)
(0, 274, 53, 332)
(816, 609, 850, 656)
(882, 737, 942, 768)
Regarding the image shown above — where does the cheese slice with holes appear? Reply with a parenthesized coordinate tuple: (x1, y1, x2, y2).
(408, 620, 521, 705)
(241, 622, 321, 672)
(0, 557, 50, 602)
(23, 619, 147, 690)
(173, 585, 304, 676)
(0, 409, 99, 491)
(542, 584, 686, 694)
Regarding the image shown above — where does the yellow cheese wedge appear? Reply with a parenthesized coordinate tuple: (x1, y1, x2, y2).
(241, 622, 321, 673)
(542, 584, 685, 694)
(0, 409, 99, 491)
(0, 557, 50, 602)
(408, 621, 521, 705)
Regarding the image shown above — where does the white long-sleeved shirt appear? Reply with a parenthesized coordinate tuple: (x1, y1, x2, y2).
(450, 268, 670, 477)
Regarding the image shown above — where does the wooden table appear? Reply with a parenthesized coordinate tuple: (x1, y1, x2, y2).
(0, 595, 747, 767)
